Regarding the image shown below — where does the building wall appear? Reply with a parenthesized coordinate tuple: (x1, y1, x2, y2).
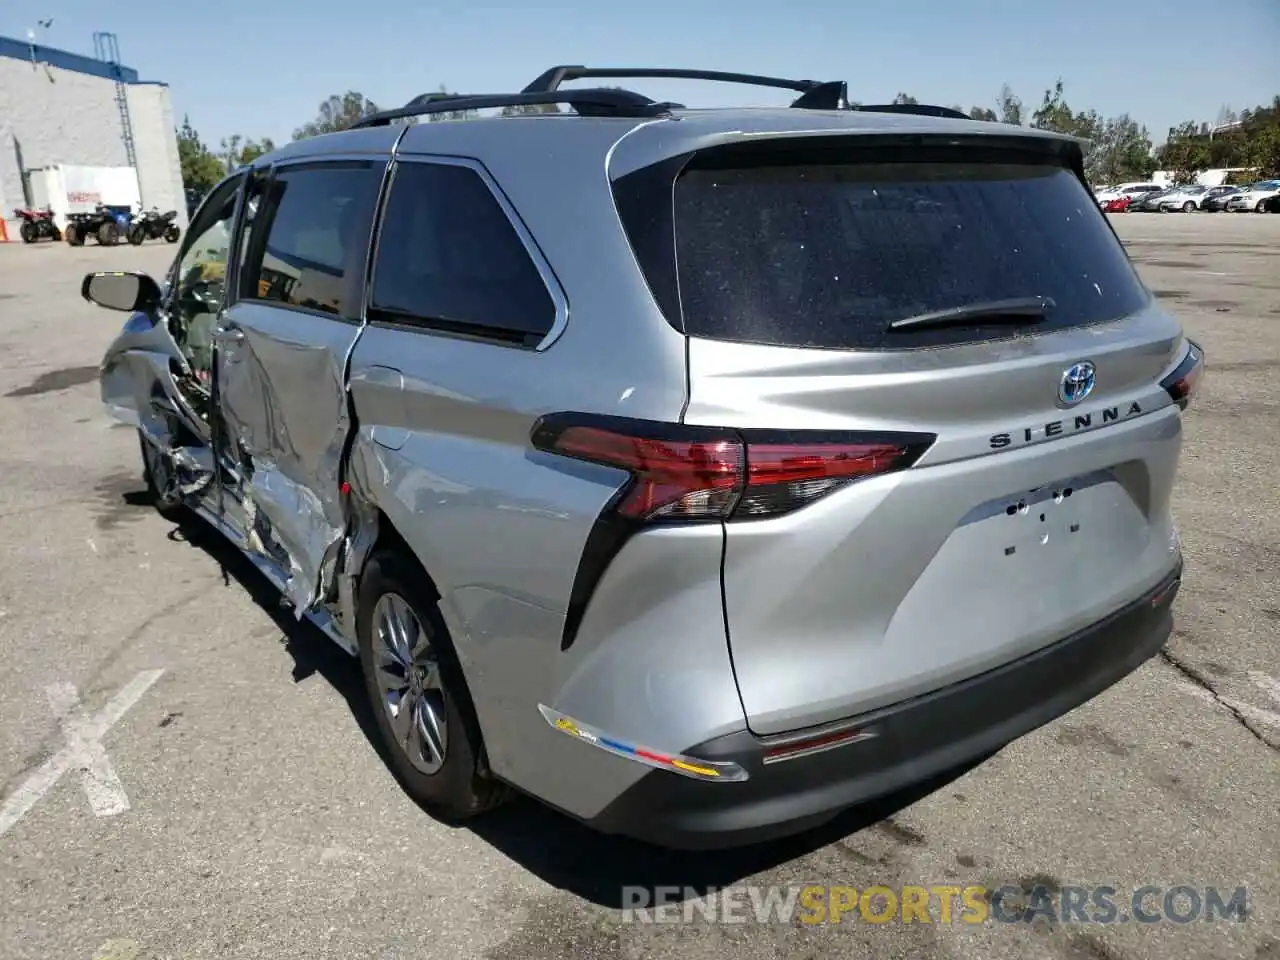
(0, 37, 186, 238)
(127, 83, 187, 225)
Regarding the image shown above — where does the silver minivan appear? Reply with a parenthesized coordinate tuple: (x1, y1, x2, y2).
(84, 66, 1202, 848)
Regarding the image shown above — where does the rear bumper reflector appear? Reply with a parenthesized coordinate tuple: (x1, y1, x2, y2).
(538, 705, 749, 782)
(761, 726, 878, 765)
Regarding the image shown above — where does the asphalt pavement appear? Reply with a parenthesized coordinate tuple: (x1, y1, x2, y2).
(0, 213, 1276, 960)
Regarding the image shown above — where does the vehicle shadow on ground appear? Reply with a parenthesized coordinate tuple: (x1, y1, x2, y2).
(147, 495, 984, 909)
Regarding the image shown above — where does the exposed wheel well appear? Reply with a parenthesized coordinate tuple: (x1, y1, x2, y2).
(367, 510, 440, 600)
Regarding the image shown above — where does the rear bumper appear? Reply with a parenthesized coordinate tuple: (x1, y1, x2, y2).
(587, 561, 1181, 849)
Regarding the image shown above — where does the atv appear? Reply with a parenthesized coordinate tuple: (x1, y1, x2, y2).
(127, 208, 181, 245)
(13, 206, 62, 243)
(64, 204, 132, 246)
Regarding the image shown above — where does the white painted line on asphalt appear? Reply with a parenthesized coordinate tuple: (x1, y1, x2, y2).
(0, 669, 165, 837)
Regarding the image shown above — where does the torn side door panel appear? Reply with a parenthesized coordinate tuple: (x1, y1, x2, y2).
(216, 302, 358, 616)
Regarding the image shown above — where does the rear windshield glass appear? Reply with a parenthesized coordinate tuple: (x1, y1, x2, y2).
(672, 159, 1150, 350)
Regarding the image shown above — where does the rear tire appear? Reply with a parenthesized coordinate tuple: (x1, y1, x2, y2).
(1182, 201, 1195, 213)
(19, 221, 36, 243)
(357, 549, 509, 820)
(97, 221, 120, 246)
(1256, 200, 1268, 213)
(164, 225, 181, 243)
(128, 224, 145, 245)
(51, 227, 62, 241)
(65, 224, 84, 246)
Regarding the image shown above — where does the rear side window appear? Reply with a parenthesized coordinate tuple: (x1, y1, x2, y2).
(664, 152, 1150, 350)
(369, 161, 557, 346)
(238, 161, 383, 319)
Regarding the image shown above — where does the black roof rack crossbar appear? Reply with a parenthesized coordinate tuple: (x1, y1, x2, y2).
(853, 103, 973, 120)
(350, 88, 676, 128)
(523, 65, 830, 96)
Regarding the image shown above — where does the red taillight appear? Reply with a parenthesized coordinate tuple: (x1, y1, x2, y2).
(738, 439, 924, 518)
(1160, 340, 1205, 410)
(532, 415, 934, 523)
(551, 425, 743, 520)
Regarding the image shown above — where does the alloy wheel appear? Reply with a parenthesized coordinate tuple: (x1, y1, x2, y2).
(371, 592, 448, 775)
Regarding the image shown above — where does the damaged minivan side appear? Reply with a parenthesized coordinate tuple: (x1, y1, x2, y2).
(86, 69, 1201, 850)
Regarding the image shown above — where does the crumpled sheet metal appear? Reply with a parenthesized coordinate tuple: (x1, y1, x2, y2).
(242, 460, 344, 616)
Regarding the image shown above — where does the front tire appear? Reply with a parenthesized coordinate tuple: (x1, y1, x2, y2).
(128, 224, 145, 245)
(164, 225, 181, 243)
(65, 224, 84, 246)
(1256, 200, 1268, 213)
(1182, 201, 1196, 213)
(357, 549, 508, 820)
(19, 221, 36, 243)
(139, 431, 187, 522)
(97, 221, 120, 245)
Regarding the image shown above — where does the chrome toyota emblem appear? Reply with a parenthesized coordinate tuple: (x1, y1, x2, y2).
(1059, 362, 1096, 406)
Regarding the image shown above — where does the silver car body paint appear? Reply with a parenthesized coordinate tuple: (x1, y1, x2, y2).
(94, 103, 1192, 831)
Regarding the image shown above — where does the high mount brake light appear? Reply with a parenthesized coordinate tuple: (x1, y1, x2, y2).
(531, 414, 935, 523)
(533, 414, 936, 651)
(1160, 340, 1205, 410)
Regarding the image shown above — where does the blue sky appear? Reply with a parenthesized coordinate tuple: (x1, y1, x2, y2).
(4, 0, 1277, 149)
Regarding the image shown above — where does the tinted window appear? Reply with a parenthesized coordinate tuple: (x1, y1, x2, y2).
(239, 162, 383, 318)
(370, 162, 555, 345)
(670, 156, 1150, 350)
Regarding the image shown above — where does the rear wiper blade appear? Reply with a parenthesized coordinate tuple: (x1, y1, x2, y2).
(886, 296, 1056, 332)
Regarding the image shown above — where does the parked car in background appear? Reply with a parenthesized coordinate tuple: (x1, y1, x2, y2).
(1103, 195, 1135, 213)
(1226, 179, 1280, 212)
(1130, 189, 1176, 212)
(1157, 185, 1211, 212)
(1196, 185, 1244, 212)
(1093, 182, 1166, 207)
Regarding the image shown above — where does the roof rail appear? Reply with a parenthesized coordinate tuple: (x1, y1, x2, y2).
(349, 88, 676, 128)
(853, 103, 972, 120)
(522, 65, 850, 110)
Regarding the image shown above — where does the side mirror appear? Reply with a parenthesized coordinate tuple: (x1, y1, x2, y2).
(81, 271, 162, 313)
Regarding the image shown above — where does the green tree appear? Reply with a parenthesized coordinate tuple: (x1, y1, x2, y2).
(996, 83, 1023, 125)
(176, 116, 225, 193)
(293, 92, 381, 140)
(1158, 122, 1211, 183)
(1031, 79, 1099, 138)
(892, 92, 919, 106)
(1090, 114, 1156, 183)
(969, 106, 999, 122)
(1244, 120, 1280, 178)
(239, 138, 276, 165)
(220, 135, 276, 169)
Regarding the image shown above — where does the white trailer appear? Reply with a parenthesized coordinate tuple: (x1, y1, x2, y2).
(25, 164, 142, 228)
